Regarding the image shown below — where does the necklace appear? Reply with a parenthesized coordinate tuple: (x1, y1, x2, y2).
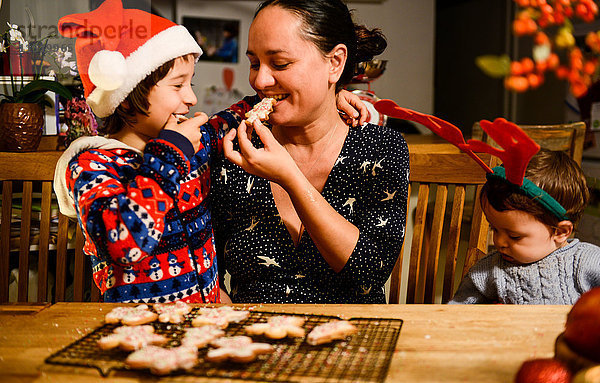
(284, 121, 340, 245)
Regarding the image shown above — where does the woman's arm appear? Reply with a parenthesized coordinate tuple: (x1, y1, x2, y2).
(223, 120, 407, 278)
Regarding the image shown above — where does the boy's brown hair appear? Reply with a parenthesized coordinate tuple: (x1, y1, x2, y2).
(99, 54, 195, 135)
(481, 149, 590, 228)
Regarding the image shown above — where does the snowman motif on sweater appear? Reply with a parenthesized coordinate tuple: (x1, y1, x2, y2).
(122, 265, 139, 284)
(145, 255, 163, 281)
(106, 266, 117, 288)
(167, 253, 185, 276)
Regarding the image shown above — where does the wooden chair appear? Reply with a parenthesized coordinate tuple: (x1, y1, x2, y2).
(388, 151, 498, 304)
(0, 151, 100, 303)
(472, 121, 586, 165)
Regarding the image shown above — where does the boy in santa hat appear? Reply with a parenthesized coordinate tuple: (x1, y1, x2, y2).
(53, 0, 365, 303)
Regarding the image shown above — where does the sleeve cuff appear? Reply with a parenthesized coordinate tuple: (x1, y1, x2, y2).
(158, 130, 195, 159)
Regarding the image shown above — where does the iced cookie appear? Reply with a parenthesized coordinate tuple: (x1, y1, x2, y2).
(97, 325, 167, 351)
(154, 301, 191, 324)
(180, 326, 225, 349)
(306, 320, 358, 345)
(206, 336, 274, 363)
(245, 97, 276, 124)
(191, 306, 249, 329)
(104, 304, 158, 326)
(125, 345, 197, 375)
(245, 315, 306, 339)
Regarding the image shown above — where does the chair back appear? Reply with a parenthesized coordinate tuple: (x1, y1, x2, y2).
(0, 151, 99, 303)
(389, 151, 498, 304)
(472, 121, 586, 165)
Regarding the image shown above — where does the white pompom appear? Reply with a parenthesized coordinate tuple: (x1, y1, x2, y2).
(88, 50, 127, 91)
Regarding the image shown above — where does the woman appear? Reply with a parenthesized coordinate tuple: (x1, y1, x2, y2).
(212, 0, 409, 303)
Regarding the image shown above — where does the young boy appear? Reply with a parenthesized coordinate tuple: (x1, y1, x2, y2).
(449, 149, 600, 304)
(54, 0, 365, 303)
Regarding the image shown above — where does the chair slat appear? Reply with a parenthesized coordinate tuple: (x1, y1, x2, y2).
(91, 282, 101, 302)
(423, 185, 448, 303)
(73, 226, 85, 301)
(18, 181, 33, 302)
(389, 183, 411, 304)
(0, 181, 13, 303)
(407, 184, 429, 304)
(463, 186, 490, 277)
(55, 213, 70, 301)
(37, 181, 53, 302)
(442, 185, 466, 303)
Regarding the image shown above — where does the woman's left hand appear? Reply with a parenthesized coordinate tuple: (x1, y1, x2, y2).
(337, 89, 369, 126)
(223, 120, 299, 186)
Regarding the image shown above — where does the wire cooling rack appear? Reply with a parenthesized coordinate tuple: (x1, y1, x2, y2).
(45, 308, 403, 382)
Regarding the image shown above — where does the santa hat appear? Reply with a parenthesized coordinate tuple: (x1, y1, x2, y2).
(58, 0, 202, 117)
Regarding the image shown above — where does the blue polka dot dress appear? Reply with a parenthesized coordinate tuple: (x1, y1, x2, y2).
(211, 123, 409, 303)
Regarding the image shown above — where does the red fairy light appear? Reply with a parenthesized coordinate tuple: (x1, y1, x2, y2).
(374, 99, 541, 186)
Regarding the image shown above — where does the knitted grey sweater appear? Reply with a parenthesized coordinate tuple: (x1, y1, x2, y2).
(449, 239, 600, 304)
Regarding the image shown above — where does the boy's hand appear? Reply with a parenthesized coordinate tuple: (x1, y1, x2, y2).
(164, 112, 208, 153)
(337, 89, 368, 127)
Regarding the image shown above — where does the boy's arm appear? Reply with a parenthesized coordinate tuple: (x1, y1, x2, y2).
(575, 246, 600, 292)
(447, 274, 489, 304)
(448, 257, 497, 304)
(205, 95, 261, 156)
(68, 141, 191, 266)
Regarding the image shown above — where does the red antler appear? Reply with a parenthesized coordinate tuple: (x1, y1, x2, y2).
(374, 99, 493, 172)
(466, 118, 540, 186)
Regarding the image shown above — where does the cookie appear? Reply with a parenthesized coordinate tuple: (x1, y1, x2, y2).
(125, 345, 197, 375)
(97, 325, 167, 351)
(180, 326, 225, 349)
(245, 315, 306, 339)
(245, 97, 276, 124)
(306, 320, 358, 345)
(154, 301, 191, 324)
(191, 306, 249, 329)
(206, 336, 274, 363)
(104, 304, 158, 326)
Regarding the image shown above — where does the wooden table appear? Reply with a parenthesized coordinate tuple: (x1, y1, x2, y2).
(0, 303, 570, 382)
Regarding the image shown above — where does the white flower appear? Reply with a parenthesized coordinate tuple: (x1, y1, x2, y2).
(0, 41, 5, 53)
(63, 48, 72, 61)
(21, 40, 28, 52)
(66, 60, 77, 76)
(7, 25, 23, 42)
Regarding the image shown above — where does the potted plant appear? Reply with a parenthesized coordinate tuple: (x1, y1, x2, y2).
(0, 22, 72, 152)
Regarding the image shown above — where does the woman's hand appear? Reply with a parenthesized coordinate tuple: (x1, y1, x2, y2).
(223, 119, 299, 186)
(336, 89, 368, 127)
(164, 112, 209, 153)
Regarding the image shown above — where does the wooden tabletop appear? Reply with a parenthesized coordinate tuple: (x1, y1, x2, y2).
(0, 303, 570, 382)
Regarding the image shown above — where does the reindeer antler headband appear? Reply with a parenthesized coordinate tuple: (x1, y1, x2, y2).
(374, 99, 569, 221)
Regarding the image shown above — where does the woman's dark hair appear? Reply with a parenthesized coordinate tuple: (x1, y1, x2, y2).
(481, 149, 590, 227)
(99, 54, 195, 135)
(255, 0, 386, 91)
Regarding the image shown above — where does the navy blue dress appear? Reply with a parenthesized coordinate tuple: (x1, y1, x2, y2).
(211, 123, 409, 303)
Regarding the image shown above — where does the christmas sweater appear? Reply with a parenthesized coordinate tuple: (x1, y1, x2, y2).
(53, 96, 258, 303)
